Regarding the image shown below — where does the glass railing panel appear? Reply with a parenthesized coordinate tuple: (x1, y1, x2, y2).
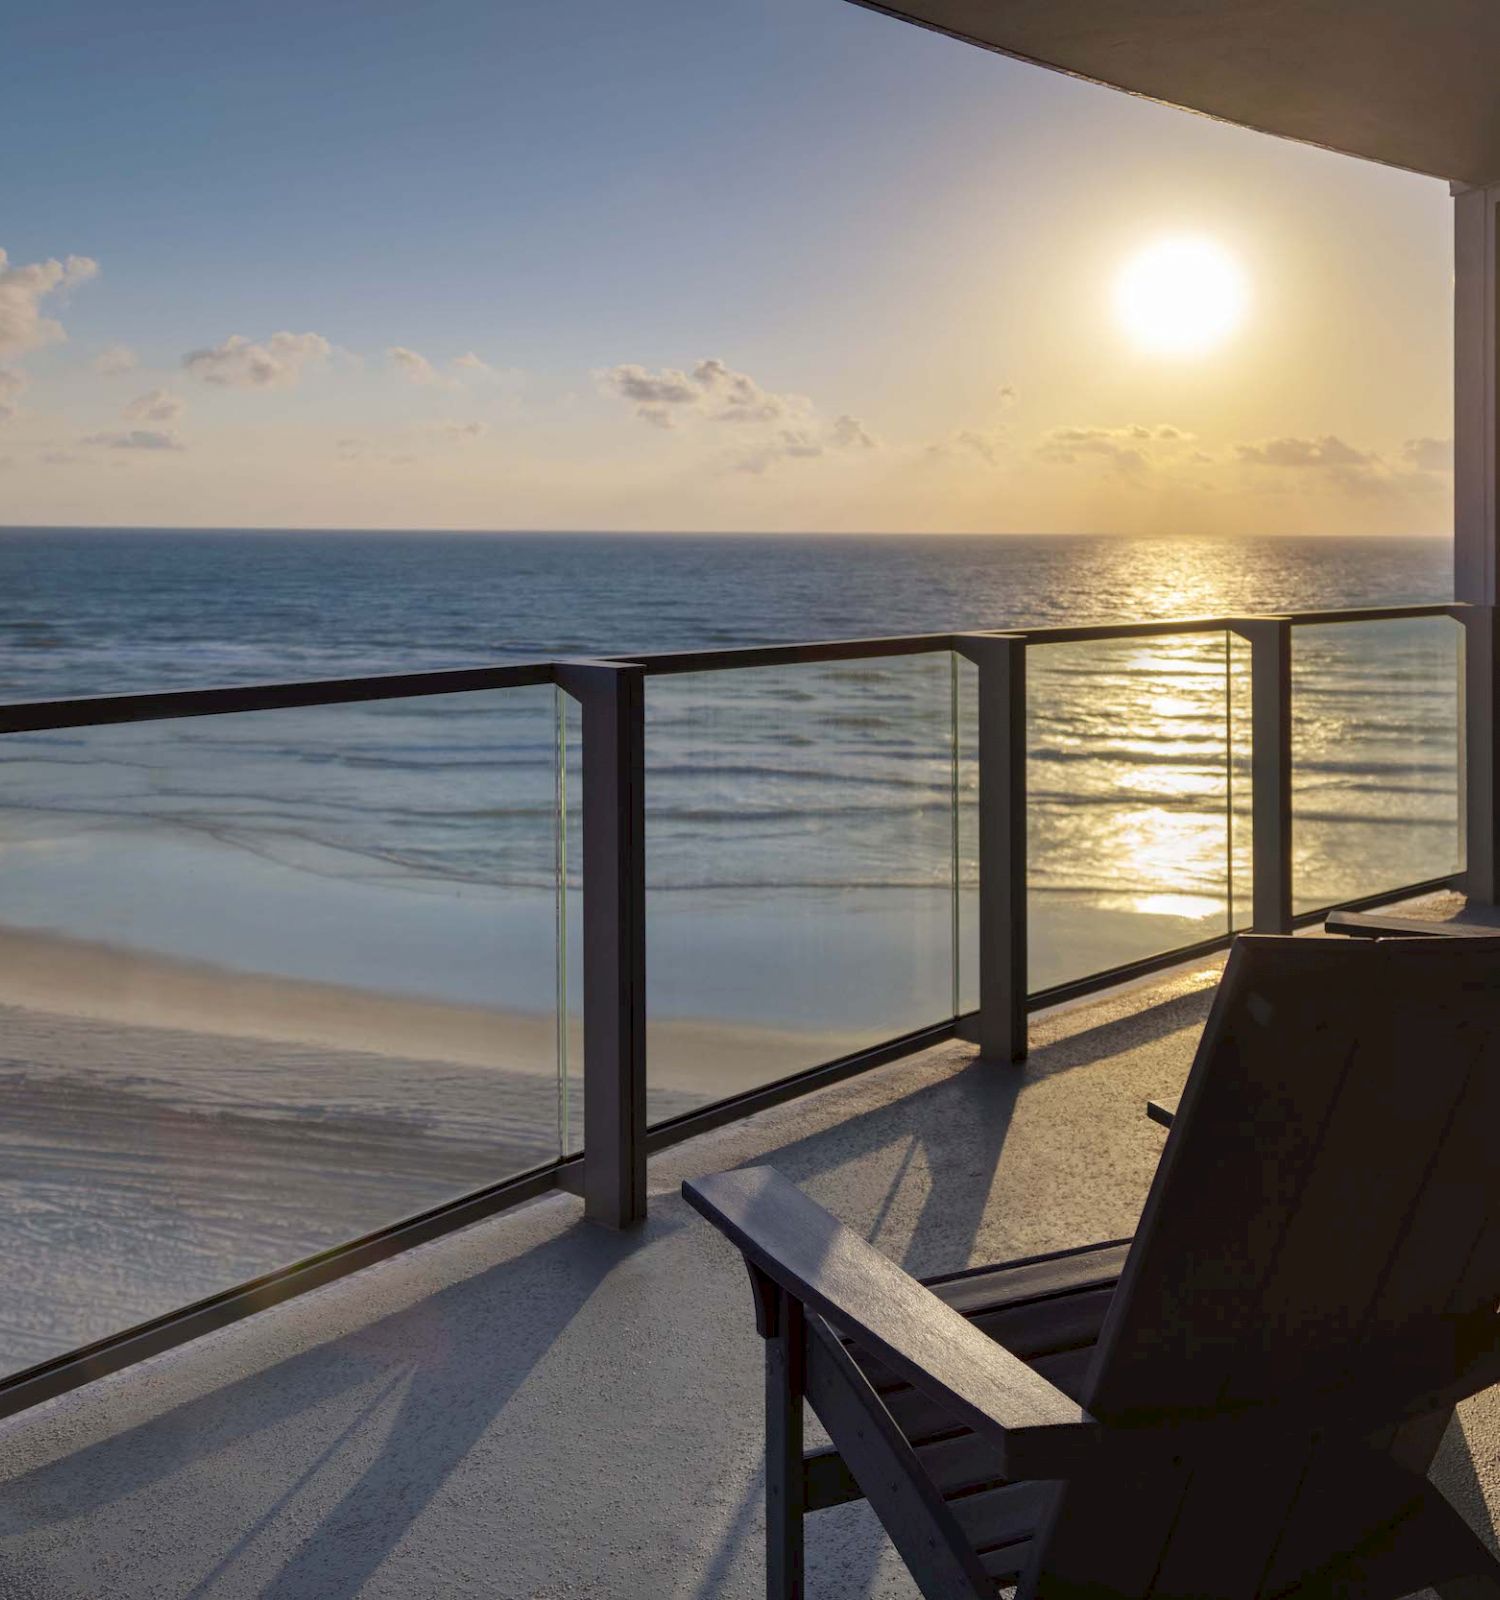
(557, 686, 584, 1154)
(956, 652, 979, 1015)
(1028, 631, 1232, 991)
(1290, 616, 1462, 914)
(644, 652, 958, 1122)
(1228, 630, 1255, 931)
(0, 685, 560, 1376)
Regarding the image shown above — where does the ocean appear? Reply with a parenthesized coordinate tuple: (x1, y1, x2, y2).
(0, 527, 1458, 1032)
(0, 528, 1453, 692)
(0, 527, 1461, 1369)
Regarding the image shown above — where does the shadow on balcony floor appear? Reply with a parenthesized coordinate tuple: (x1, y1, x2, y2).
(0, 949, 1493, 1598)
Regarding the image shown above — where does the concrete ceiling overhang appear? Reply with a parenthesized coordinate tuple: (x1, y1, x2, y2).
(849, 0, 1500, 186)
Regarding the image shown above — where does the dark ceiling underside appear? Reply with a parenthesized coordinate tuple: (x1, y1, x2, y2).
(849, 0, 1500, 185)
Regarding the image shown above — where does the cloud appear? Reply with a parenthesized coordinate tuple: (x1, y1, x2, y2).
(182, 331, 330, 388)
(124, 388, 184, 423)
(926, 424, 1011, 468)
(388, 346, 440, 386)
(40, 450, 80, 464)
(733, 417, 877, 475)
(94, 342, 138, 376)
(602, 355, 874, 472)
(0, 249, 97, 420)
(958, 429, 1005, 465)
(1234, 433, 1385, 495)
(1401, 436, 1452, 473)
(1037, 427, 1143, 474)
(830, 414, 877, 451)
(432, 420, 487, 440)
(734, 429, 821, 475)
(600, 357, 805, 428)
(82, 427, 184, 451)
(386, 348, 513, 387)
(998, 384, 1017, 406)
(0, 366, 25, 422)
(603, 363, 699, 420)
(1034, 422, 1196, 476)
(1234, 434, 1371, 470)
(691, 358, 790, 424)
(1233, 432, 1452, 499)
(0, 250, 98, 361)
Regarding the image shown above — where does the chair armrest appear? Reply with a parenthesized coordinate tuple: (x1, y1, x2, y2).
(684, 1166, 1098, 1479)
(1324, 910, 1494, 939)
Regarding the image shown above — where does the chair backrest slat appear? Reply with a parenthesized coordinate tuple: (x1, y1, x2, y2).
(1083, 935, 1500, 1424)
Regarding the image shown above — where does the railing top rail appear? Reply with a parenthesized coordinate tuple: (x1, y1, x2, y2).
(0, 601, 1466, 734)
(622, 605, 1462, 669)
(1280, 603, 1461, 627)
(1013, 615, 1243, 645)
(1012, 604, 1460, 646)
(622, 632, 957, 677)
(0, 660, 556, 735)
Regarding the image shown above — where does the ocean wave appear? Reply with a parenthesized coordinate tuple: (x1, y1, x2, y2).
(0, 530, 1460, 933)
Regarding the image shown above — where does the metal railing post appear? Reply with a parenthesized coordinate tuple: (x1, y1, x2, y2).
(554, 661, 647, 1227)
(1458, 604, 1500, 904)
(1232, 618, 1293, 934)
(955, 635, 1027, 1062)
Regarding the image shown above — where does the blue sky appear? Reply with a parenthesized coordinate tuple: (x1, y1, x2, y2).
(0, 0, 1456, 532)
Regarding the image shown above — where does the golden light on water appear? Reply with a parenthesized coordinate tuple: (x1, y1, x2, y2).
(1131, 892, 1224, 922)
(1114, 237, 1249, 356)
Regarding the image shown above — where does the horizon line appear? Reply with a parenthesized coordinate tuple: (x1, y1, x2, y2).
(0, 524, 1454, 541)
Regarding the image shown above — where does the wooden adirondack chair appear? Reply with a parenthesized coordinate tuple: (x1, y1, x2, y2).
(685, 933, 1500, 1598)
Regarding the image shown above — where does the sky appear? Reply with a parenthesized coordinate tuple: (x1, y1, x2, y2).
(0, 0, 1455, 535)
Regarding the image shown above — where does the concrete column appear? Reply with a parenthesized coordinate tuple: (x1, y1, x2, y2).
(1455, 184, 1500, 900)
(1455, 183, 1500, 607)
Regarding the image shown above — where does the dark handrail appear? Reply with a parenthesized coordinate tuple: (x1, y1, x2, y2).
(0, 660, 557, 733)
(0, 603, 1464, 732)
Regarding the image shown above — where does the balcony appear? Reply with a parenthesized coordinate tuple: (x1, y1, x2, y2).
(0, 603, 1490, 1591)
(0, 895, 1495, 1594)
(0, 605, 1472, 1393)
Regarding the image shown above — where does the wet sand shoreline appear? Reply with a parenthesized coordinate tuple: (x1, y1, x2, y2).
(0, 923, 865, 1373)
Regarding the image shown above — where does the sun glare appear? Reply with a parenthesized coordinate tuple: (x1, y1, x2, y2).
(1114, 237, 1249, 357)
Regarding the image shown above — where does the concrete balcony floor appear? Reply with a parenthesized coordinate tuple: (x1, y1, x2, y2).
(0, 901, 1495, 1597)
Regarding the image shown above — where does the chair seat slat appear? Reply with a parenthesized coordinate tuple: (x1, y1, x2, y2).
(852, 1282, 1117, 1395)
(968, 1286, 1118, 1359)
(927, 1241, 1131, 1317)
(805, 1428, 1007, 1511)
(949, 1479, 1057, 1553)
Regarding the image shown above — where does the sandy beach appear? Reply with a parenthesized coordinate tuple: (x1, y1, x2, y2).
(0, 922, 872, 1375)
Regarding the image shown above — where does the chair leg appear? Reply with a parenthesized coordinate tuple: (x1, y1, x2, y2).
(764, 1296, 806, 1600)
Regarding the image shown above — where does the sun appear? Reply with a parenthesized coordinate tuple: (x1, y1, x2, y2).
(1114, 237, 1249, 357)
